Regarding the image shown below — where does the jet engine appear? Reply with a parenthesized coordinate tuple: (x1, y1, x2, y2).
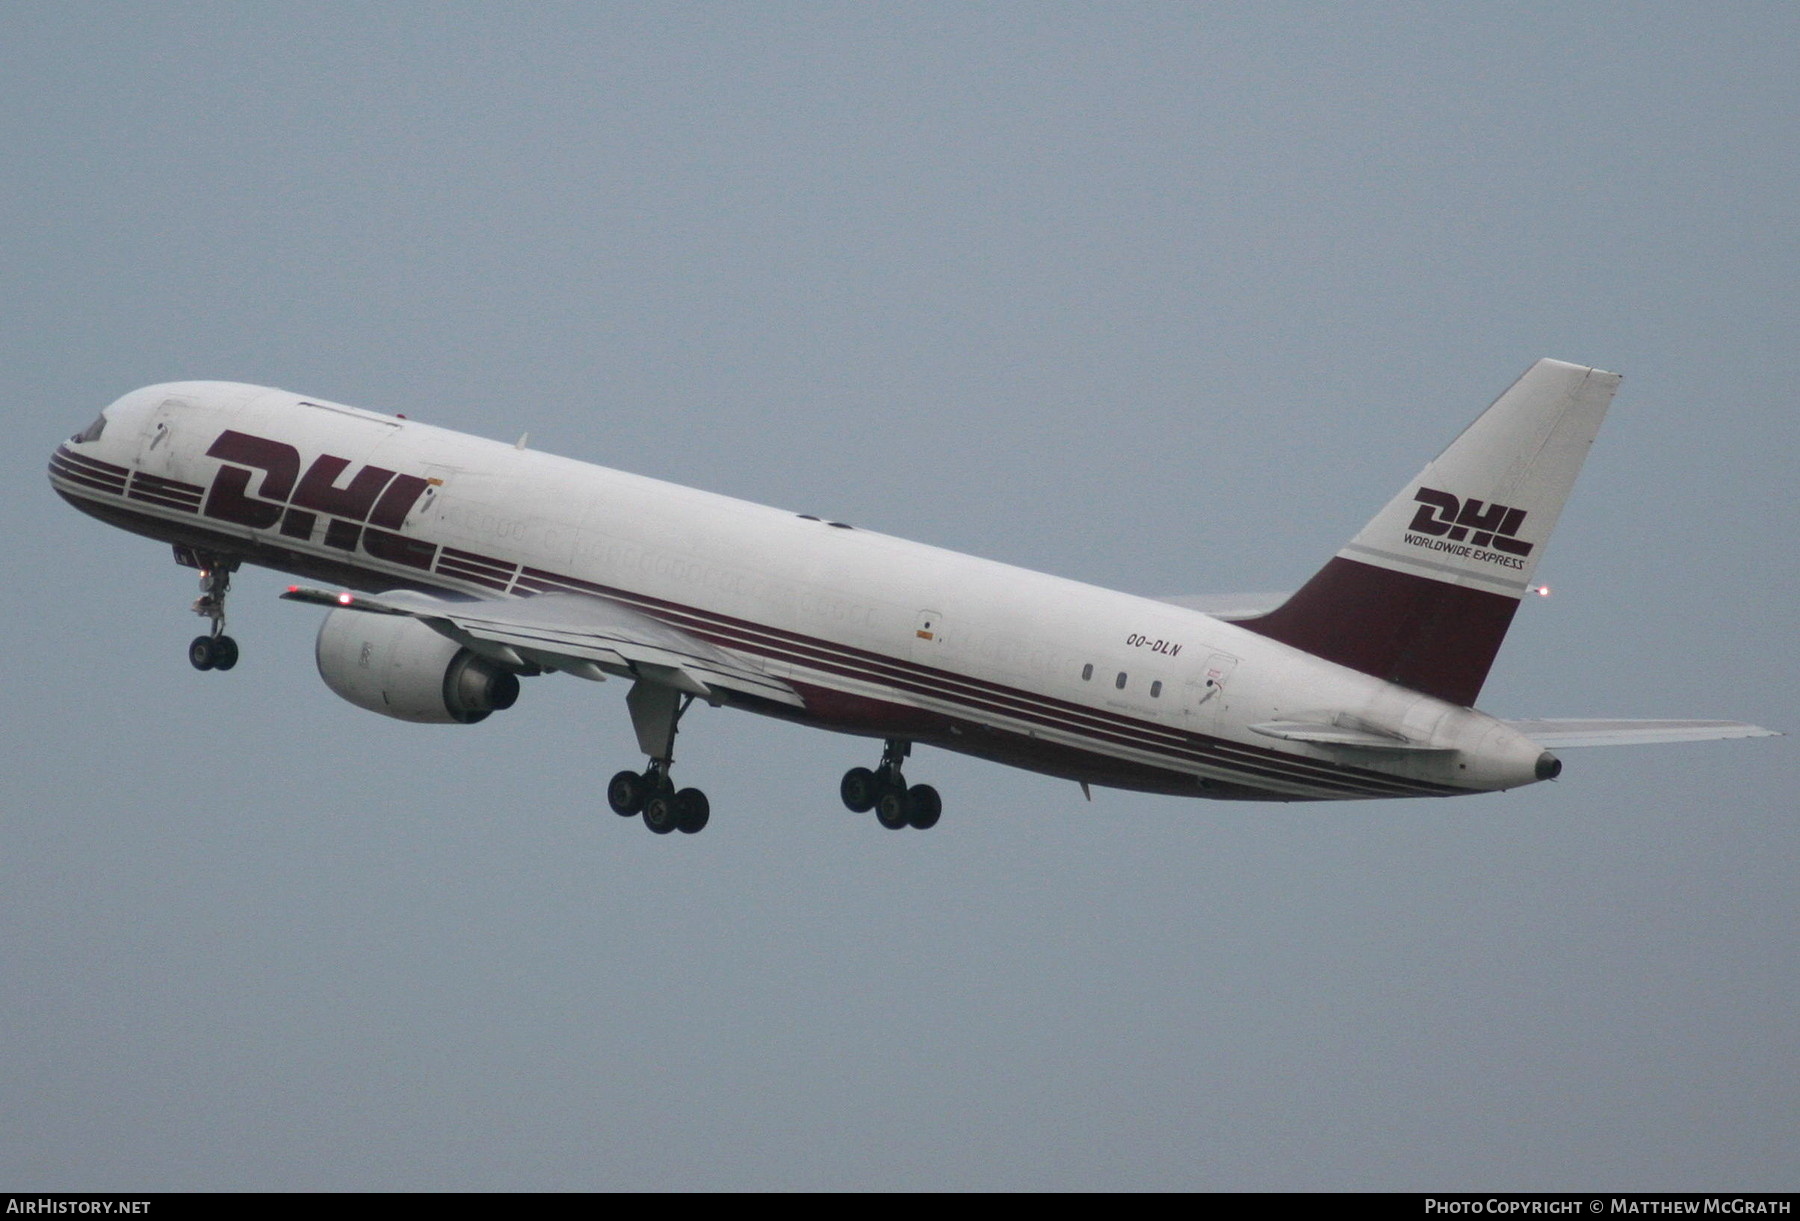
(315, 607, 521, 724)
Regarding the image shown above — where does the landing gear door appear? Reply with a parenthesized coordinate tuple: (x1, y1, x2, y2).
(1186, 652, 1239, 730)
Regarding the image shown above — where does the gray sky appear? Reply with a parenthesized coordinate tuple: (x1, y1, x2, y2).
(4, 3, 1794, 1191)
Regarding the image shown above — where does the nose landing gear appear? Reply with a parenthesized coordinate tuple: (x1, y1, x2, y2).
(841, 739, 942, 830)
(176, 546, 241, 671)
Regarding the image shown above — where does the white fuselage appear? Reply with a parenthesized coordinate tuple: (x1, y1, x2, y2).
(52, 381, 1551, 801)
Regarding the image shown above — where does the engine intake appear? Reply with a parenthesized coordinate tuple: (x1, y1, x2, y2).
(316, 606, 520, 724)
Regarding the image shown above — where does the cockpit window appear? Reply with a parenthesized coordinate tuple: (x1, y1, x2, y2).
(72, 414, 107, 443)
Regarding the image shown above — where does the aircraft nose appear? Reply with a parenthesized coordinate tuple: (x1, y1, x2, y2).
(48, 418, 132, 508)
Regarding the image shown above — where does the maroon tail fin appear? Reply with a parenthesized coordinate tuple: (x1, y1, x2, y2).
(1237, 359, 1621, 706)
(1238, 558, 1519, 706)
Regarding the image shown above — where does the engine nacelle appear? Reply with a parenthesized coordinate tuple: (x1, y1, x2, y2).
(316, 607, 521, 724)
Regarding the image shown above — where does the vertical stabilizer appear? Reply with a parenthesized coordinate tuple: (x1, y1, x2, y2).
(1238, 359, 1621, 706)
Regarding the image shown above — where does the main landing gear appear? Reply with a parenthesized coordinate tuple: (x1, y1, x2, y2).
(176, 546, 241, 672)
(598, 690, 947, 838)
(607, 761, 710, 835)
(606, 678, 711, 835)
(840, 738, 942, 830)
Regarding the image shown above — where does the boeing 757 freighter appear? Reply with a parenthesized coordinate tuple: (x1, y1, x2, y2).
(50, 360, 1775, 834)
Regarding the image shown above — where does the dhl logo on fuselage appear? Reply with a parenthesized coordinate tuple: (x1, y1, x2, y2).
(202, 430, 437, 570)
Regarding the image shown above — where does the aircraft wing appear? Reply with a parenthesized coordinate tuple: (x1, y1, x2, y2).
(1504, 718, 1780, 747)
(282, 586, 803, 708)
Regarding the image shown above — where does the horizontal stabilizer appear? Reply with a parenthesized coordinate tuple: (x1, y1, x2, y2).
(283, 586, 803, 708)
(1153, 591, 1291, 620)
(1504, 718, 1780, 747)
(1249, 719, 1455, 752)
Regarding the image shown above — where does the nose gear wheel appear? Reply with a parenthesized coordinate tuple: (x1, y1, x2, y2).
(175, 546, 241, 672)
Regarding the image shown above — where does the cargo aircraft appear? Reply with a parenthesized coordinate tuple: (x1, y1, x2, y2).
(50, 360, 1775, 834)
